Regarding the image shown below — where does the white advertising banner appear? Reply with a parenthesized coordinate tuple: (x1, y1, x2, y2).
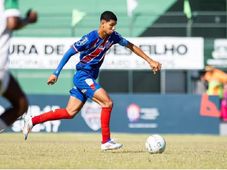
(9, 37, 204, 70)
(208, 39, 227, 68)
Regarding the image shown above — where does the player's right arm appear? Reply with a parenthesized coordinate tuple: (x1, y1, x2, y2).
(114, 31, 161, 74)
(48, 47, 76, 85)
(48, 34, 92, 85)
(126, 42, 162, 74)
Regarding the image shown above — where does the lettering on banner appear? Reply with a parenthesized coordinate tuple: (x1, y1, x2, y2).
(44, 44, 64, 55)
(140, 44, 187, 56)
(9, 37, 203, 70)
(107, 44, 188, 56)
(9, 44, 38, 55)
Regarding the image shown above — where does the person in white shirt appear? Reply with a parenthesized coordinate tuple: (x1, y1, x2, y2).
(0, 0, 37, 131)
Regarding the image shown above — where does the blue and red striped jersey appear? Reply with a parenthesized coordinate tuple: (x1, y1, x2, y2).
(53, 30, 129, 79)
(73, 30, 129, 78)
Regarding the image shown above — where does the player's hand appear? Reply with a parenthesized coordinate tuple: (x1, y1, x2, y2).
(47, 74, 58, 85)
(26, 9, 38, 23)
(149, 60, 162, 74)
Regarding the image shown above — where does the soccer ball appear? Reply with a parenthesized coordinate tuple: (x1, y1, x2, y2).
(145, 134, 166, 154)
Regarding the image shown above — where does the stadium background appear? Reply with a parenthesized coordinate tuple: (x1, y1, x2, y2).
(12, 0, 226, 94)
(5, 0, 226, 134)
(2, 1, 227, 169)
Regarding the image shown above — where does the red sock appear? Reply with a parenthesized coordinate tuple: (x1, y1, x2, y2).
(32, 108, 72, 126)
(101, 107, 112, 144)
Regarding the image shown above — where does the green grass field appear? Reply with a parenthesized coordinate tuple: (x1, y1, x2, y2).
(0, 133, 227, 169)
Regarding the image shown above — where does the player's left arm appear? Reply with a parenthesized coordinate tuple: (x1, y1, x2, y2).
(126, 42, 162, 74)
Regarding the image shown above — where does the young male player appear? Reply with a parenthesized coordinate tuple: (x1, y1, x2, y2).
(23, 11, 161, 150)
(0, 0, 37, 132)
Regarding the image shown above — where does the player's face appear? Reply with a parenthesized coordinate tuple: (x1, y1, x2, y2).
(102, 19, 117, 35)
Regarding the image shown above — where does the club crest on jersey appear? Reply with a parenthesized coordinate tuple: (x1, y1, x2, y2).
(81, 101, 101, 131)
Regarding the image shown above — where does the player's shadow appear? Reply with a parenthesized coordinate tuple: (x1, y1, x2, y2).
(103, 150, 146, 154)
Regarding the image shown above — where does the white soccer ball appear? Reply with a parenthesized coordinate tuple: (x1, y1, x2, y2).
(145, 134, 166, 154)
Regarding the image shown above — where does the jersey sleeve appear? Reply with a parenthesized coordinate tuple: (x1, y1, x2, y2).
(4, 0, 20, 17)
(53, 47, 76, 77)
(72, 34, 93, 52)
(113, 31, 129, 47)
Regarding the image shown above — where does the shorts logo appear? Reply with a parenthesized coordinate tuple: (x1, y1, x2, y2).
(81, 89, 87, 93)
(85, 78, 95, 90)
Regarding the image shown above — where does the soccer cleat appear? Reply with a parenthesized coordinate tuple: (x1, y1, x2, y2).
(23, 115, 33, 140)
(101, 139, 123, 151)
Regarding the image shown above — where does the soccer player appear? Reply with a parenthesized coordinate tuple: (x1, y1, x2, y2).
(23, 11, 161, 150)
(0, 0, 37, 132)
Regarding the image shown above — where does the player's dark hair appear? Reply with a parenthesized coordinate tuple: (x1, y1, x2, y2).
(100, 11, 117, 22)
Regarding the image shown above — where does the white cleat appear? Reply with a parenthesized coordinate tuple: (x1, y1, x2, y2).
(101, 139, 123, 151)
(23, 116, 33, 140)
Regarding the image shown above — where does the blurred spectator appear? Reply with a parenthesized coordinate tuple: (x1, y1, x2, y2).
(192, 70, 207, 94)
(202, 65, 227, 99)
(202, 65, 227, 121)
(221, 84, 227, 121)
(0, 0, 38, 131)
